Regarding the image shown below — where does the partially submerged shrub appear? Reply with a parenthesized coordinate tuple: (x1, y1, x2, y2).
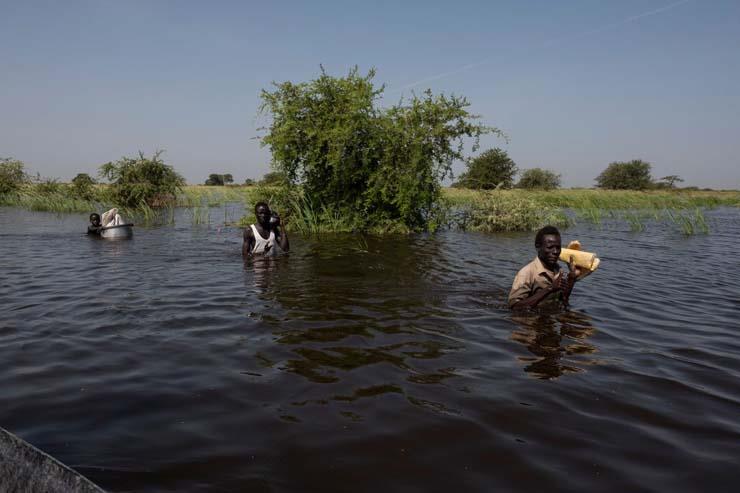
(259, 67, 499, 231)
(71, 173, 97, 200)
(461, 191, 569, 232)
(0, 158, 28, 196)
(99, 151, 184, 207)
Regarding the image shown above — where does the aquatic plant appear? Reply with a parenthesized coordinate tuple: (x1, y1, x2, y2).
(99, 150, 185, 208)
(667, 207, 709, 235)
(187, 205, 211, 225)
(0, 158, 28, 196)
(459, 191, 570, 232)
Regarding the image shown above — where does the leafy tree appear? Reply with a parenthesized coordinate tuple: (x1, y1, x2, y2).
(455, 148, 517, 189)
(205, 173, 225, 186)
(259, 171, 287, 186)
(259, 67, 496, 229)
(204, 173, 235, 186)
(0, 158, 28, 195)
(595, 159, 653, 190)
(99, 150, 185, 207)
(244, 178, 255, 186)
(657, 175, 684, 188)
(71, 173, 97, 200)
(517, 168, 561, 190)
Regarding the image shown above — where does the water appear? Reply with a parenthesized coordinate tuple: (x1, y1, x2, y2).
(1, 207, 739, 492)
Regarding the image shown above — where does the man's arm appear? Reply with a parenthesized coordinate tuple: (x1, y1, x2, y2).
(242, 227, 255, 256)
(510, 272, 566, 310)
(275, 225, 289, 252)
(561, 258, 583, 307)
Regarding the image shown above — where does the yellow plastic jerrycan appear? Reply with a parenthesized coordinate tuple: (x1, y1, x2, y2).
(559, 240, 601, 272)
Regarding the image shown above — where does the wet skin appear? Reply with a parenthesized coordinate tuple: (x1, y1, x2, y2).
(242, 204, 289, 256)
(512, 234, 581, 310)
(87, 214, 102, 234)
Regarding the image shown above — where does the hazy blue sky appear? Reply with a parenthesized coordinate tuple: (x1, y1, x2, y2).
(1, 0, 738, 188)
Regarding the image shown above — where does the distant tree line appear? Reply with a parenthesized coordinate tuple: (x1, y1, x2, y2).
(204, 173, 234, 186)
(452, 148, 561, 190)
(452, 151, 686, 191)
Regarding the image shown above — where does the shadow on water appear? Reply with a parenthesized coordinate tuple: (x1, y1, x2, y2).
(510, 309, 599, 380)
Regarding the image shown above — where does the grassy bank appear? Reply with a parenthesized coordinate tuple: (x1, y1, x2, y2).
(2, 184, 738, 234)
(442, 188, 738, 234)
(443, 188, 740, 209)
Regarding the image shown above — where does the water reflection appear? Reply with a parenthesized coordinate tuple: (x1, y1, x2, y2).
(243, 254, 284, 294)
(510, 310, 598, 379)
(240, 234, 464, 416)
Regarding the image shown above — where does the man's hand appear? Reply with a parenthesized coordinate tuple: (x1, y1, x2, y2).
(551, 272, 567, 292)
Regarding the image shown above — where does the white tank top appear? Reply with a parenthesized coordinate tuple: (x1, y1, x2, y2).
(250, 224, 279, 255)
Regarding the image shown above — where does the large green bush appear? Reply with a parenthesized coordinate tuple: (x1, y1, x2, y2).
(0, 158, 28, 195)
(454, 148, 517, 190)
(99, 151, 185, 207)
(71, 173, 97, 200)
(517, 168, 561, 190)
(259, 67, 497, 231)
(595, 160, 653, 190)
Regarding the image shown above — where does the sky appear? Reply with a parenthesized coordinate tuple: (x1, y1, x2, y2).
(1, 0, 738, 188)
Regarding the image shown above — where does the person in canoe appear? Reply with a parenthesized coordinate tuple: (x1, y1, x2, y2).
(243, 201, 289, 257)
(508, 225, 589, 310)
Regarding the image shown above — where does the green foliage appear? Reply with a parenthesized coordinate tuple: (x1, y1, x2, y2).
(244, 178, 255, 186)
(33, 175, 63, 195)
(517, 168, 561, 190)
(259, 171, 288, 186)
(204, 173, 233, 186)
(99, 150, 185, 207)
(0, 158, 28, 195)
(656, 175, 684, 189)
(454, 148, 517, 190)
(259, 66, 497, 231)
(71, 173, 97, 200)
(595, 159, 653, 190)
(460, 191, 569, 232)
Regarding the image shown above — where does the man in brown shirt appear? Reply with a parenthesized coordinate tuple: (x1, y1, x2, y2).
(509, 225, 583, 309)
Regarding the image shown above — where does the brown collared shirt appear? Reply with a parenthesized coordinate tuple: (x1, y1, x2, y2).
(508, 256, 561, 307)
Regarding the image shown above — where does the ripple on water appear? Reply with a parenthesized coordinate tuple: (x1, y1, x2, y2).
(1, 207, 740, 492)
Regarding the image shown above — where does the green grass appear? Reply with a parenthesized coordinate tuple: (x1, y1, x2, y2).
(2, 183, 737, 234)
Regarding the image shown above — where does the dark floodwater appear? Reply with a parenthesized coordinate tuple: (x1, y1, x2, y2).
(1, 207, 739, 493)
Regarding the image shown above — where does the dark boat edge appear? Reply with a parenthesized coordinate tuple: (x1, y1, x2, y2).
(0, 426, 106, 493)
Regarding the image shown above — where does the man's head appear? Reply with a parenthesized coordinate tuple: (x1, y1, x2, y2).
(90, 213, 101, 227)
(535, 225, 561, 270)
(254, 201, 271, 227)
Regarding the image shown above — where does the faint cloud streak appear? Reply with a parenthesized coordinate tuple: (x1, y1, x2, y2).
(391, 0, 692, 94)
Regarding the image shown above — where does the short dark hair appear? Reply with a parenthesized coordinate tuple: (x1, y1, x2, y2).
(90, 213, 100, 221)
(254, 201, 269, 214)
(535, 225, 560, 247)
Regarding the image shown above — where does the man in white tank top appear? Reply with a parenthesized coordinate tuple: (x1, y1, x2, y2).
(242, 201, 289, 256)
